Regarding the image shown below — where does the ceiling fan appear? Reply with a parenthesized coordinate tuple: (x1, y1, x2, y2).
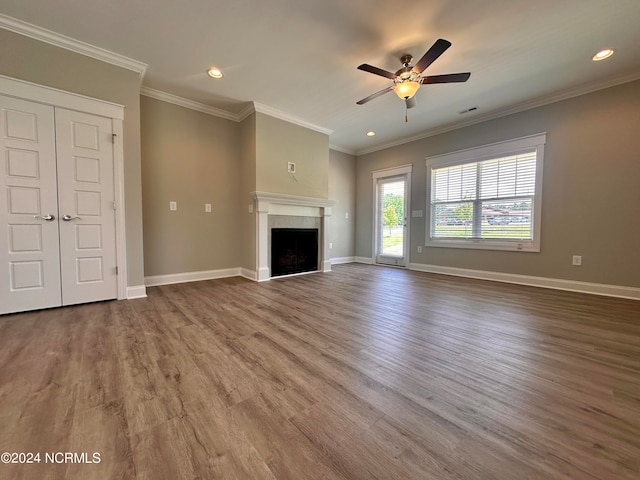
(356, 38, 470, 111)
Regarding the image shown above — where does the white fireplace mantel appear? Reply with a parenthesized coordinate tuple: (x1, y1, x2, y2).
(250, 191, 336, 281)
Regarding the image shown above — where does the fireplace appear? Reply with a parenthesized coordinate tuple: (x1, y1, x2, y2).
(251, 191, 335, 281)
(271, 228, 318, 277)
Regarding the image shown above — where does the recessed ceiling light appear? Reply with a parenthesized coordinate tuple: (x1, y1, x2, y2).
(207, 67, 224, 78)
(366, 131, 376, 137)
(592, 49, 614, 61)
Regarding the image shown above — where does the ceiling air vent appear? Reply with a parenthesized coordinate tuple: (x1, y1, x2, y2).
(458, 106, 479, 114)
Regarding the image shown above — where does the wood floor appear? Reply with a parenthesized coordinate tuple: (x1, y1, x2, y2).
(0, 264, 639, 480)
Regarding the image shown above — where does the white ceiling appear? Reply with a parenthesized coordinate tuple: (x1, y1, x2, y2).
(2, 0, 640, 154)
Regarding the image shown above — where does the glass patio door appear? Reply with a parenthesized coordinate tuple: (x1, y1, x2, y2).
(375, 174, 409, 266)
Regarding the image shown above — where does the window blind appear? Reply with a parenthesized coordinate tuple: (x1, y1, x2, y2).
(430, 149, 537, 240)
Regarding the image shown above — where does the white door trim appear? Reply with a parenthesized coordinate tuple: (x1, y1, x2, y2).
(0, 75, 128, 300)
(111, 118, 127, 300)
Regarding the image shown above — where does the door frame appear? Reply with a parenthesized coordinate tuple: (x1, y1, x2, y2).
(372, 164, 412, 267)
(0, 75, 128, 300)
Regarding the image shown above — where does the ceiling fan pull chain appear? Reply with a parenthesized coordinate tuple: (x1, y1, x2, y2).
(405, 103, 408, 123)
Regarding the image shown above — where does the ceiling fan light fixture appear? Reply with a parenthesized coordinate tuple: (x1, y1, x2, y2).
(394, 80, 420, 100)
(393, 69, 422, 100)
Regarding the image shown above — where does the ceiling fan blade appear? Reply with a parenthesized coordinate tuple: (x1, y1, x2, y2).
(405, 97, 417, 109)
(357, 64, 397, 80)
(421, 72, 471, 84)
(412, 38, 452, 74)
(356, 86, 394, 105)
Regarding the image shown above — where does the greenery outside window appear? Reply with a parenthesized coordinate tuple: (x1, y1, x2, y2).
(425, 133, 546, 252)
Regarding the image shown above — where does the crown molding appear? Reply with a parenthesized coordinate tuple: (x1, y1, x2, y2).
(140, 87, 239, 121)
(0, 14, 147, 79)
(139, 89, 334, 136)
(237, 103, 256, 122)
(329, 144, 356, 156)
(355, 69, 640, 156)
(253, 102, 333, 136)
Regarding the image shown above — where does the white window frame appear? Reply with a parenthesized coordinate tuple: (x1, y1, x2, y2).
(425, 133, 546, 252)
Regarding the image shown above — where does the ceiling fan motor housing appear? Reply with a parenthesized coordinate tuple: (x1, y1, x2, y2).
(400, 54, 413, 67)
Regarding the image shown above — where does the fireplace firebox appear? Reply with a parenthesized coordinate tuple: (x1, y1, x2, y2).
(271, 228, 319, 277)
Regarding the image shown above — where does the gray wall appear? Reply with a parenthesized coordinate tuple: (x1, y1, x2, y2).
(329, 149, 356, 260)
(140, 96, 242, 276)
(256, 113, 329, 198)
(0, 29, 145, 287)
(356, 79, 640, 288)
(139, 101, 340, 279)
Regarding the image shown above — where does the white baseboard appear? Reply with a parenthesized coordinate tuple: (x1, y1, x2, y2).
(126, 285, 147, 299)
(355, 256, 374, 264)
(331, 256, 356, 265)
(145, 267, 241, 287)
(409, 263, 640, 300)
(240, 268, 257, 281)
(256, 267, 270, 282)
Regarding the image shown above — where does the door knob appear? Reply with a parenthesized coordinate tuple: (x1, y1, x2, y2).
(34, 214, 55, 221)
(62, 214, 82, 221)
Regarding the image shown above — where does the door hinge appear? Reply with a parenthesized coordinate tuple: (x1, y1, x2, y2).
(112, 133, 117, 144)
(115, 266, 118, 275)
(112, 201, 117, 210)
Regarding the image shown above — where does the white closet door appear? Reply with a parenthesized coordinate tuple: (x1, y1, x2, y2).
(55, 108, 117, 306)
(0, 95, 62, 314)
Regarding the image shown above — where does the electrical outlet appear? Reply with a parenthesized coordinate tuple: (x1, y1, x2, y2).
(345, 212, 349, 219)
(417, 246, 423, 253)
(572, 255, 582, 266)
(205, 203, 212, 213)
(169, 201, 177, 211)
(248, 204, 254, 213)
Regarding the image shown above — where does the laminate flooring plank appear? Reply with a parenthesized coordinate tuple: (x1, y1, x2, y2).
(290, 403, 436, 480)
(65, 402, 135, 480)
(0, 264, 639, 480)
(129, 408, 276, 480)
(229, 394, 346, 480)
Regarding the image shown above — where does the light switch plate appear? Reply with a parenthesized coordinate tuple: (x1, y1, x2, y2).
(170, 201, 177, 211)
(411, 210, 423, 218)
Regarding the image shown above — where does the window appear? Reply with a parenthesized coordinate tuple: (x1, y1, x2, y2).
(425, 133, 546, 252)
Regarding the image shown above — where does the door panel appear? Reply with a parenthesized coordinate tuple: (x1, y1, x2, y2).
(55, 108, 117, 306)
(0, 95, 62, 314)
